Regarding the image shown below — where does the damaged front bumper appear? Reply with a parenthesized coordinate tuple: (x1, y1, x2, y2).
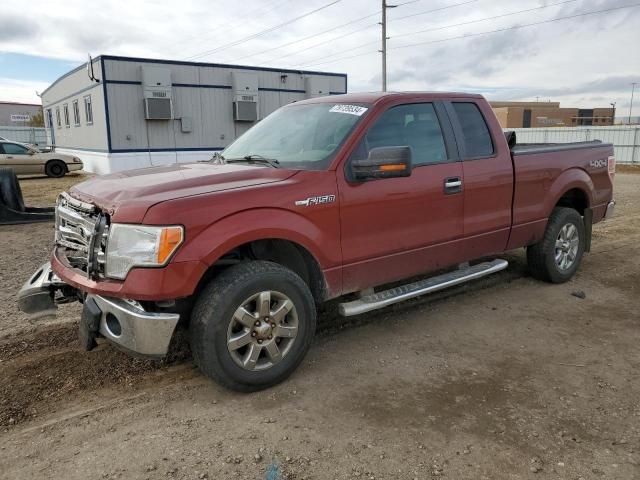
(88, 295, 179, 357)
(17, 262, 68, 318)
(18, 262, 180, 357)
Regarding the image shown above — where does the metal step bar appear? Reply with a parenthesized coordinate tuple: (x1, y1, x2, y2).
(338, 259, 509, 317)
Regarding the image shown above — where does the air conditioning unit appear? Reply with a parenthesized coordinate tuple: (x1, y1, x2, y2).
(144, 97, 173, 120)
(142, 66, 173, 120)
(231, 72, 258, 122)
(233, 97, 258, 122)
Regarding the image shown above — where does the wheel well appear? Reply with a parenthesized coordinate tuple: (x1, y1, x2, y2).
(556, 188, 588, 215)
(198, 239, 327, 303)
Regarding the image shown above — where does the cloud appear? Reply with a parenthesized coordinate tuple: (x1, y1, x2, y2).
(0, 0, 638, 113)
(0, 15, 40, 42)
(0, 78, 49, 103)
(387, 28, 537, 87)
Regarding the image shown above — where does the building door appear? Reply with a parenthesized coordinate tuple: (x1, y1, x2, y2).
(47, 109, 55, 147)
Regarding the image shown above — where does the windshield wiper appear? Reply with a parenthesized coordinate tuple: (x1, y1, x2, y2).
(202, 151, 226, 164)
(225, 154, 280, 168)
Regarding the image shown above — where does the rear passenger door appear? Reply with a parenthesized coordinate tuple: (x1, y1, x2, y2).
(446, 101, 514, 258)
(338, 102, 466, 293)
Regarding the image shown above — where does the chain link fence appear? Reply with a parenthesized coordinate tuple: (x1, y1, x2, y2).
(0, 126, 49, 148)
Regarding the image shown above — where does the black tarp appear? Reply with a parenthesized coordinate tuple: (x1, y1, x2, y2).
(0, 168, 54, 225)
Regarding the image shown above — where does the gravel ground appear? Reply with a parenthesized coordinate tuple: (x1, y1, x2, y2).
(0, 172, 638, 480)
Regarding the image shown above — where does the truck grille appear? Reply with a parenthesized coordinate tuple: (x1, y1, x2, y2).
(55, 192, 108, 278)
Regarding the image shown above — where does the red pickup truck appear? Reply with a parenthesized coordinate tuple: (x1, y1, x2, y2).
(18, 92, 615, 391)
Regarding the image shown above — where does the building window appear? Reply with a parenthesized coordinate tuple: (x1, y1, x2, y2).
(84, 95, 93, 125)
(56, 107, 61, 128)
(45, 109, 52, 128)
(72, 100, 80, 126)
(63, 104, 70, 128)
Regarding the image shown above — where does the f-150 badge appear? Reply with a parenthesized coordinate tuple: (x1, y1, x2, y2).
(295, 195, 336, 207)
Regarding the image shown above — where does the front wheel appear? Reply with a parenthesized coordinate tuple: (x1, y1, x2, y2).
(45, 160, 67, 178)
(527, 207, 585, 283)
(190, 261, 316, 392)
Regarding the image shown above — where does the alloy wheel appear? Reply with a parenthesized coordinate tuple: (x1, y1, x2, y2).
(226, 290, 299, 371)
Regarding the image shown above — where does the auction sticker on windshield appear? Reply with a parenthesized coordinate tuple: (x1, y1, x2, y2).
(329, 104, 368, 116)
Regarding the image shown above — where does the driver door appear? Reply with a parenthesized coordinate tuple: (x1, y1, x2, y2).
(337, 102, 465, 293)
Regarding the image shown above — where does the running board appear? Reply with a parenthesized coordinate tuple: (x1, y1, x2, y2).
(338, 259, 509, 317)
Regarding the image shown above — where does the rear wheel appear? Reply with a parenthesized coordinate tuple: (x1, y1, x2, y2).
(45, 160, 67, 178)
(527, 207, 585, 283)
(190, 261, 316, 392)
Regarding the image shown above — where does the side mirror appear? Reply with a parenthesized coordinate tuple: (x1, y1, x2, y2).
(351, 146, 412, 181)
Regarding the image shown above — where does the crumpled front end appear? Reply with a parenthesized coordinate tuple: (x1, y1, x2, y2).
(17, 192, 183, 357)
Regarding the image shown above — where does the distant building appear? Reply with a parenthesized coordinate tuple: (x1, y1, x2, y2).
(0, 101, 42, 127)
(490, 101, 615, 128)
(41, 55, 347, 174)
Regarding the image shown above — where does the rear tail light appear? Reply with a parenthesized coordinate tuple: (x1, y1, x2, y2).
(608, 155, 615, 180)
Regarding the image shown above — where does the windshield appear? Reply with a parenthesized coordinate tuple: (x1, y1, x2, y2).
(222, 102, 369, 170)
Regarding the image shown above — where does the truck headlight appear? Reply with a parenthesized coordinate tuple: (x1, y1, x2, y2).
(105, 224, 184, 280)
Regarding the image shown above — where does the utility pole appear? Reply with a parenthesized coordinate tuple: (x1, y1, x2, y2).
(380, 0, 397, 92)
(630, 82, 638, 125)
(610, 102, 616, 126)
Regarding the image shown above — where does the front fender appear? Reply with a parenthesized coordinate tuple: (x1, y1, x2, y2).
(173, 207, 342, 270)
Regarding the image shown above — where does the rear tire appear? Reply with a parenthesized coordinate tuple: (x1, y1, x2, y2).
(190, 261, 316, 392)
(45, 160, 67, 178)
(527, 207, 585, 283)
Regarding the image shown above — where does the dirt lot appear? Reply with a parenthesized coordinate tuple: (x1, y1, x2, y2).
(1, 172, 639, 480)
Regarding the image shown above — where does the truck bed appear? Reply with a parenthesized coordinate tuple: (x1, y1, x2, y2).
(506, 139, 614, 250)
(511, 140, 610, 156)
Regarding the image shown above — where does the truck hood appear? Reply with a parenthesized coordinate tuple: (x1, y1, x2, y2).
(70, 162, 297, 222)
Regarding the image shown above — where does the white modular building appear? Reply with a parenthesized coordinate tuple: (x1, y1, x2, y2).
(41, 55, 348, 174)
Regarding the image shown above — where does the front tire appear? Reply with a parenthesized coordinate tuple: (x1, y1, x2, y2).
(190, 261, 316, 392)
(45, 160, 67, 178)
(527, 207, 585, 283)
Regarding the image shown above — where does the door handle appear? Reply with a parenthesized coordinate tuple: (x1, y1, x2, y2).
(444, 177, 463, 194)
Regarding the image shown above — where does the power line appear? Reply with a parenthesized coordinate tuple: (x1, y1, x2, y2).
(184, 0, 343, 61)
(392, 0, 582, 40)
(169, 0, 292, 53)
(236, 0, 431, 63)
(390, 3, 640, 50)
(392, 0, 481, 22)
(234, 12, 380, 62)
(290, 38, 378, 67)
(262, 22, 378, 65)
(285, 0, 484, 67)
(296, 3, 640, 68)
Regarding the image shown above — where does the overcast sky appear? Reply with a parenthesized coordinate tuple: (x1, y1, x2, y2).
(1, 0, 639, 115)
